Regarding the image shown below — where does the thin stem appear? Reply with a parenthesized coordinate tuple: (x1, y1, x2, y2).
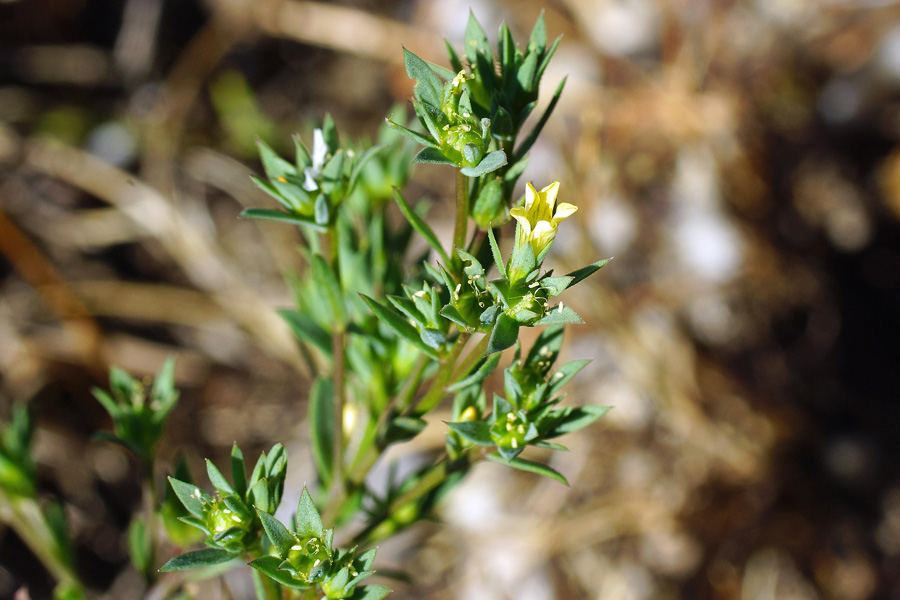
(328, 228, 346, 505)
(0, 494, 82, 591)
(450, 333, 490, 383)
(141, 463, 158, 583)
(352, 449, 480, 546)
(410, 332, 470, 416)
(453, 171, 469, 257)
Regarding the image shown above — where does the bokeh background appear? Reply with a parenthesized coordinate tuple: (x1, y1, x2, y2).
(3, 0, 900, 598)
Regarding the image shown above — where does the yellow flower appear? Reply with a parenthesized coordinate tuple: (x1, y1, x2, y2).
(510, 181, 577, 256)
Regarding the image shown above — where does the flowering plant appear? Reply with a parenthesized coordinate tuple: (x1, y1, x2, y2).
(0, 11, 609, 600)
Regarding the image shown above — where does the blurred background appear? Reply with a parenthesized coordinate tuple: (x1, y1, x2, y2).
(2, 0, 900, 598)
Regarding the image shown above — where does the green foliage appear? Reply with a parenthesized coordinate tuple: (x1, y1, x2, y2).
(249, 488, 386, 599)
(0, 403, 36, 497)
(92, 357, 179, 465)
(164, 443, 287, 561)
(31, 11, 615, 599)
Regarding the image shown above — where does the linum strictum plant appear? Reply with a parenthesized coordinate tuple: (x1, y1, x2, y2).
(77, 10, 611, 600)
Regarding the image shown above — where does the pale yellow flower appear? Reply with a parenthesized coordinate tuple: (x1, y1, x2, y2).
(510, 181, 577, 256)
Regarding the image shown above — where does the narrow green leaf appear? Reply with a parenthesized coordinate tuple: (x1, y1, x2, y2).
(239, 208, 326, 231)
(249, 556, 305, 589)
(540, 276, 574, 297)
(128, 518, 152, 575)
(498, 22, 515, 78)
(486, 453, 568, 485)
(445, 39, 463, 73)
(249, 478, 270, 514)
(296, 487, 324, 539)
(256, 510, 294, 558)
(439, 305, 472, 329)
(206, 459, 234, 495)
(159, 548, 236, 572)
(92, 388, 119, 419)
(514, 76, 567, 162)
(549, 358, 591, 394)
(277, 309, 332, 358)
(168, 477, 208, 519)
(486, 313, 519, 354)
(392, 189, 450, 264)
(508, 240, 536, 281)
(517, 50, 539, 93)
(420, 328, 447, 350)
(311, 254, 345, 326)
(535, 35, 562, 86)
(447, 352, 501, 392)
(545, 405, 611, 438)
(257, 139, 296, 180)
(348, 144, 384, 192)
(309, 377, 334, 488)
(464, 11, 491, 63)
(353, 585, 393, 600)
(322, 114, 339, 152)
(293, 135, 311, 170)
(404, 47, 444, 108)
(361, 295, 439, 359)
(565, 258, 611, 288)
(412, 147, 455, 165)
(446, 421, 493, 445)
(428, 60, 457, 81)
(151, 356, 177, 408)
(385, 119, 439, 148)
(460, 150, 507, 178)
(529, 12, 547, 53)
(534, 304, 583, 326)
(487, 227, 505, 278)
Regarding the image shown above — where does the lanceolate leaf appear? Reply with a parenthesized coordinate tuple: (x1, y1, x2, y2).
(309, 377, 334, 488)
(249, 556, 305, 589)
(361, 294, 440, 359)
(403, 48, 443, 108)
(514, 76, 567, 162)
(412, 147, 455, 165)
(168, 477, 209, 519)
(159, 548, 237, 572)
(534, 304, 583, 326)
(353, 585, 393, 600)
(460, 150, 507, 178)
(385, 119, 439, 148)
(393, 189, 450, 264)
(488, 228, 505, 278)
(239, 208, 326, 231)
(486, 313, 519, 354)
(545, 405, 611, 438)
(447, 353, 502, 392)
(296, 487, 324, 539)
(205, 459, 234, 495)
(256, 510, 293, 558)
(277, 309, 332, 358)
(486, 454, 569, 485)
(447, 421, 493, 445)
(565, 258, 611, 288)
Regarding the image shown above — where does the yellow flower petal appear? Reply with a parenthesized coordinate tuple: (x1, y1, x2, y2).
(524, 182, 539, 212)
(531, 220, 557, 255)
(552, 202, 578, 225)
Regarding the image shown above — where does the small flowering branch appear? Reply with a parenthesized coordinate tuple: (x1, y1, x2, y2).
(77, 10, 612, 600)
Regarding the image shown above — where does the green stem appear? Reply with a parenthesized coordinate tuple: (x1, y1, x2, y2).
(327, 228, 346, 511)
(0, 494, 82, 592)
(450, 333, 490, 383)
(453, 171, 469, 257)
(252, 567, 282, 600)
(353, 450, 479, 546)
(410, 332, 470, 416)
